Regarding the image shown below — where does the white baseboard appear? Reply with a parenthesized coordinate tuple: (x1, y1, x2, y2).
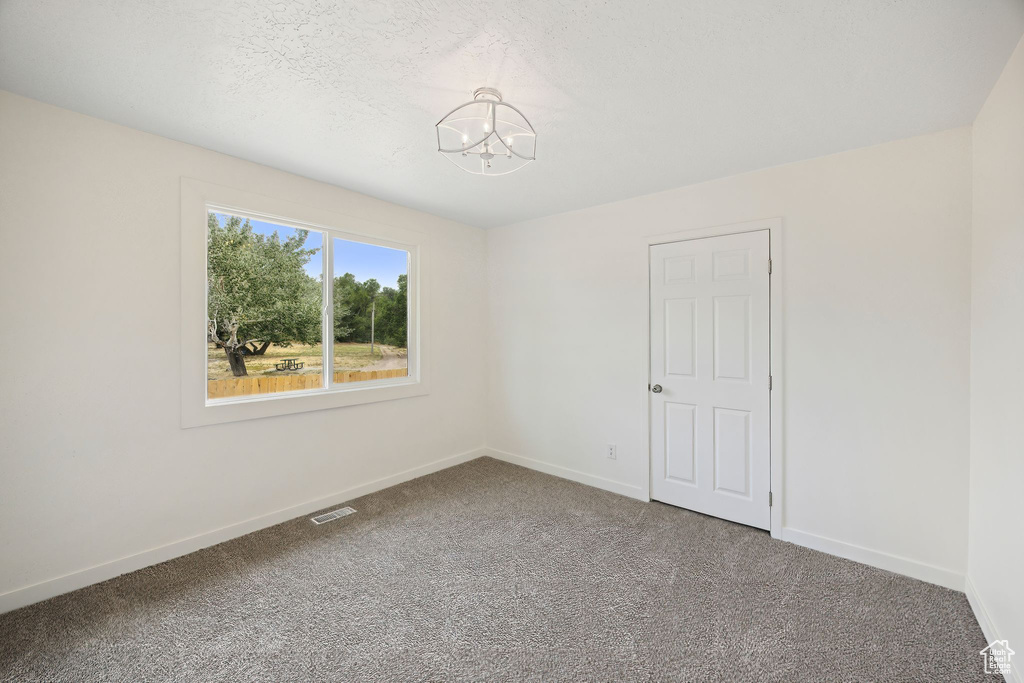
(0, 447, 486, 615)
(484, 448, 647, 501)
(966, 575, 998, 644)
(965, 574, 1021, 683)
(781, 527, 964, 591)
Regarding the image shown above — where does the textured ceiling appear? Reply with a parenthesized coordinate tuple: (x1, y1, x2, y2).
(2, 1, 1023, 228)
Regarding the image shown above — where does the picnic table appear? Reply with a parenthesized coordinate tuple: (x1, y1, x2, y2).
(274, 358, 304, 371)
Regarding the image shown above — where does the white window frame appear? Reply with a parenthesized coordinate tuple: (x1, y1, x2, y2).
(181, 178, 430, 428)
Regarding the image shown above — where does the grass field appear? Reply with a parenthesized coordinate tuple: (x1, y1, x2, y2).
(207, 342, 406, 380)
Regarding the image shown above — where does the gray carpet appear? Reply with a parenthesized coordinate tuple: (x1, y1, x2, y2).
(0, 457, 992, 682)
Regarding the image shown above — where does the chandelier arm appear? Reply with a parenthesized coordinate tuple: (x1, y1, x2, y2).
(470, 165, 530, 177)
(434, 100, 486, 127)
(502, 145, 536, 162)
(438, 144, 489, 154)
(458, 148, 514, 158)
(493, 101, 537, 134)
(438, 149, 476, 172)
(488, 134, 535, 162)
(446, 141, 528, 160)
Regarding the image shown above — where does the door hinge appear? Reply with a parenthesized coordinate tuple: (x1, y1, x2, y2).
(768, 375, 773, 390)
(768, 258, 773, 275)
(769, 492, 773, 507)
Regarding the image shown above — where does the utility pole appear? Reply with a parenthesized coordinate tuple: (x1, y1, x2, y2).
(370, 298, 376, 356)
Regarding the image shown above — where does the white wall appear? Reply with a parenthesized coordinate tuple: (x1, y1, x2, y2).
(967, 33, 1024, 671)
(0, 91, 487, 609)
(486, 128, 973, 587)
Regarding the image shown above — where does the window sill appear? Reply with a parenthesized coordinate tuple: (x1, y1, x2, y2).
(184, 377, 427, 427)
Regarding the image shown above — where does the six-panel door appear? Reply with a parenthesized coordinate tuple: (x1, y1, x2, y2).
(650, 230, 771, 530)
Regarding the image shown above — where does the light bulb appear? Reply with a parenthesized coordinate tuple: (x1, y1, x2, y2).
(462, 134, 468, 143)
(484, 122, 490, 132)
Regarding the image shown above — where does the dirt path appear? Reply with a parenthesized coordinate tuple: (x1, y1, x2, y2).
(357, 345, 408, 371)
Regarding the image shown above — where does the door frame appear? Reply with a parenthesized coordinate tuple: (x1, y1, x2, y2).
(641, 217, 784, 538)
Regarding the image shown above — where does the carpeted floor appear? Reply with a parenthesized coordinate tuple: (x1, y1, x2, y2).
(0, 457, 992, 682)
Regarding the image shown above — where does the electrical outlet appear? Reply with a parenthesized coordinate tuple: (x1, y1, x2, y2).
(606, 444, 617, 459)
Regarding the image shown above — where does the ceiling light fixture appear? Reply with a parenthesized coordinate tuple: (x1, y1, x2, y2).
(436, 87, 536, 175)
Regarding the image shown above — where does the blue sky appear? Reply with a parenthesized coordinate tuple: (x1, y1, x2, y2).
(213, 213, 407, 289)
(334, 239, 407, 290)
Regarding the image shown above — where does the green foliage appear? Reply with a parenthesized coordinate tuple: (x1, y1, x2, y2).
(375, 274, 408, 347)
(207, 213, 322, 350)
(333, 273, 407, 346)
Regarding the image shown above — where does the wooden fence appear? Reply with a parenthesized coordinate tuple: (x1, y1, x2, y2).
(208, 368, 408, 399)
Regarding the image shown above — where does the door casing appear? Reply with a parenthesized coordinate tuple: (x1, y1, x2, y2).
(641, 218, 784, 538)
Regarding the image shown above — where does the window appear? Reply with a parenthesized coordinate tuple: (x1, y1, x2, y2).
(181, 179, 429, 427)
(206, 211, 411, 401)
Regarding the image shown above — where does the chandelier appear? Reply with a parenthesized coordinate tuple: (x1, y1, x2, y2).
(436, 87, 536, 175)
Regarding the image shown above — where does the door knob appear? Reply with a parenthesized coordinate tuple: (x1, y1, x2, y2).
(651, 384, 663, 393)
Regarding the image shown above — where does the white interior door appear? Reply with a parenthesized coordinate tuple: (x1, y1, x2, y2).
(649, 230, 771, 530)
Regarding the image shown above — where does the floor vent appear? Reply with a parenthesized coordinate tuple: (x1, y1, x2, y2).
(311, 507, 356, 525)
